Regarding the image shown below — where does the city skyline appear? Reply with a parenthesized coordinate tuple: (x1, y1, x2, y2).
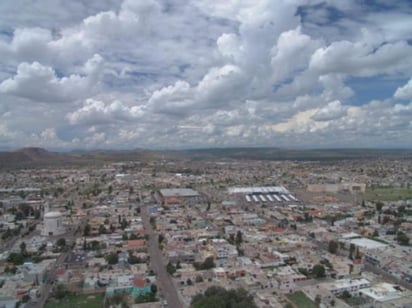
(1, 0, 412, 150)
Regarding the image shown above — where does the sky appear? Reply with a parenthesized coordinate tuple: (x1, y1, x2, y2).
(0, 0, 412, 150)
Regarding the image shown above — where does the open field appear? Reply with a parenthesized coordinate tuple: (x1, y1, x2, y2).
(365, 187, 412, 201)
(286, 291, 317, 308)
(45, 293, 104, 308)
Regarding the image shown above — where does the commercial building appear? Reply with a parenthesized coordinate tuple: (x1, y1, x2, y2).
(157, 188, 201, 205)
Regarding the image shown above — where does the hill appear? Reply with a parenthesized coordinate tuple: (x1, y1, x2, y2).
(0, 147, 411, 169)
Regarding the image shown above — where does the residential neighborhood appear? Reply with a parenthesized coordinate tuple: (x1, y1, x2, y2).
(0, 157, 411, 307)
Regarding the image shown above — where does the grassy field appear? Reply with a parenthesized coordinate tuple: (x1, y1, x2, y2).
(365, 187, 412, 201)
(286, 291, 317, 308)
(45, 293, 104, 308)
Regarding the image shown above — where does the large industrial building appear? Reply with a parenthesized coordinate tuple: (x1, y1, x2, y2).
(228, 186, 298, 203)
(156, 188, 201, 205)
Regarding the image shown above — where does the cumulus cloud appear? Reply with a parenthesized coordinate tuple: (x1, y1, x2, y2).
(394, 78, 412, 100)
(271, 27, 321, 83)
(0, 54, 103, 103)
(309, 40, 412, 77)
(148, 64, 248, 115)
(311, 100, 348, 121)
(67, 98, 144, 125)
(1, 0, 412, 149)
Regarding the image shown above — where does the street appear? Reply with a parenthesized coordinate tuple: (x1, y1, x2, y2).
(140, 204, 184, 308)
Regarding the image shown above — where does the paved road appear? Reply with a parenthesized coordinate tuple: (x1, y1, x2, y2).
(141, 205, 184, 308)
(364, 262, 412, 291)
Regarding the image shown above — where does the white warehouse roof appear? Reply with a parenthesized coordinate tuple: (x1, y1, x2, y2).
(228, 186, 290, 195)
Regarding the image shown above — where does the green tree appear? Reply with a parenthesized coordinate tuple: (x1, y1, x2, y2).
(312, 264, 325, 278)
(375, 202, 384, 212)
(349, 243, 355, 259)
(55, 284, 69, 300)
(315, 294, 321, 307)
(194, 256, 215, 271)
(56, 238, 66, 247)
(98, 224, 106, 234)
(235, 230, 243, 246)
(83, 224, 91, 236)
(396, 231, 410, 245)
(105, 252, 118, 265)
(151, 284, 157, 294)
(166, 262, 176, 275)
(20, 241, 27, 256)
(22, 294, 30, 303)
(328, 240, 338, 254)
(191, 286, 257, 308)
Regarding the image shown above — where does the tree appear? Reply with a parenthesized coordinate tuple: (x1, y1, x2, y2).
(349, 243, 355, 260)
(166, 262, 176, 275)
(375, 202, 384, 212)
(315, 294, 321, 307)
(328, 240, 338, 254)
(396, 231, 410, 246)
(20, 241, 27, 256)
(83, 224, 91, 236)
(235, 230, 243, 246)
(56, 238, 66, 248)
(55, 284, 69, 300)
(312, 264, 325, 278)
(105, 252, 118, 265)
(151, 284, 157, 294)
(22, 294, 30, 303)
(194, 256, 215, 271)
(191, 286, 257, 308)
(98, 224, 106, 234)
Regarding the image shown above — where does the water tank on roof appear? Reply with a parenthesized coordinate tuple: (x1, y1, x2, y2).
(42, 211, 65, 236)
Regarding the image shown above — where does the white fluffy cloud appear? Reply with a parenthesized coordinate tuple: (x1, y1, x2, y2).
(0, 0, 412, 149)
(0, 54, 103, 103)
(67, 98, 144, 125)
(309, 40, 412, 77)
(394, 78, 412, 100)
(311, 100, 348, 121)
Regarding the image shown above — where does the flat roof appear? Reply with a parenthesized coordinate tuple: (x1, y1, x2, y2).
(341, 232, 361, 239)
(360, 283, 403, 302)
(324, 278, 370, 291)
(159, 188, 200, 197)
(349, 238, 388, 250)
(228, 186, 290, 194)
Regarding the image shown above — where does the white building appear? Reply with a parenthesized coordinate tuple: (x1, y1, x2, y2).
(42, 211, 65, 236)
(360, 283, 404, 304)
(322, 278, 370, 295)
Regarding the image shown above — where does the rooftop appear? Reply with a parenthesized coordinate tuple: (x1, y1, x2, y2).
(159, 188, 200, 197)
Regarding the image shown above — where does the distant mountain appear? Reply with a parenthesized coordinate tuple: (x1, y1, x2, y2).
(0, 147, 411, 169)
(0, 147, 74, 169)
(178, 147, 412, 161)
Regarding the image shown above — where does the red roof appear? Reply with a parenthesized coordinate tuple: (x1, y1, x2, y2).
(127, 240, 146, 247)
(55, 268, 65, 276)
(133, 279, 146, 288)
